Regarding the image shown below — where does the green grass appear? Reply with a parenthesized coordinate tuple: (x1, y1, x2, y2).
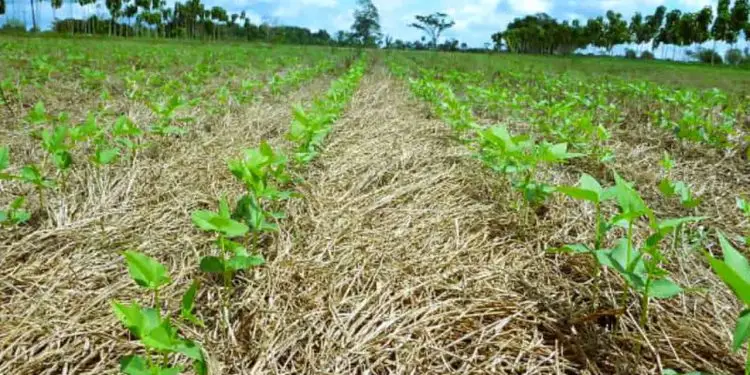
(396, 50, 750, 95)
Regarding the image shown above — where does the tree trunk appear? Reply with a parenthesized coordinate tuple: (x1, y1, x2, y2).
(29, 0, 37, 31)
(711, 39, 717, 65)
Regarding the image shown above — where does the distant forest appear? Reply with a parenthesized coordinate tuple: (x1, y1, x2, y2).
(1, 0, 749, 63)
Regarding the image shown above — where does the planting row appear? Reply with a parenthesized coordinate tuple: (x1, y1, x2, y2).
(388, 57, 750, 374)
(0, 55, 345, 226)
(398, 53, 748, 154)
(111, 55, 367, 374)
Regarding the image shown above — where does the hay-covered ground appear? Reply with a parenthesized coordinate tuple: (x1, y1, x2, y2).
(2, 63, 750, 375)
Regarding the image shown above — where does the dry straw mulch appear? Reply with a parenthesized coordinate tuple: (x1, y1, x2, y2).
(1, 68, 748, 375)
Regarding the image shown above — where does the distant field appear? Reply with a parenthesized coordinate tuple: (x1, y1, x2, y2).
(1, 36, 749, 375)
(399, 49, 750, 94)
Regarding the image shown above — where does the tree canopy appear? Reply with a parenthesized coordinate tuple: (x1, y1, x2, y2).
(409, 12, 455, 49)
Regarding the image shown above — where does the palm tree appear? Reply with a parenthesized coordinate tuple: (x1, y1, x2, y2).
(630, 12, 645, 52)
(123, 1, 138, 36)
(79, 0, 96, 34)
(712, 0, 734, 64)
(730, 0, 749, 56)
(646, 5, 666, 53)
(695, 6, 713, 51)
(106, 0, 123, 36)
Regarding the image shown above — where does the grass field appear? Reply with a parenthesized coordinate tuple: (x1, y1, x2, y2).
(1, 36, 750, 375)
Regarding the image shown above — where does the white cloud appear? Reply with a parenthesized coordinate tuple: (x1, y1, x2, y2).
(509, 0, 553, 14)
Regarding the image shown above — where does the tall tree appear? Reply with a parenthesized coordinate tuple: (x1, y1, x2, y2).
(604, 10, 628, 54)
(712, 0, 735, 53)
(106, 0, 123, 36)
(645, 5, 667, 51)
(409, 12, 455, 49)
(0, 0, 5, 16)
(585, 16, 606, 53)
(730, 0, 749, 51)
(695, 6, 713, 47)
(51, 0, 63, 21)
(678, 11, 697, 57)
(351, 0, 380, 47)
(629, 12, 646, 50)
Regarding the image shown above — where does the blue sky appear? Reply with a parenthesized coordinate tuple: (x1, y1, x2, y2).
(1, 0, 741, 51)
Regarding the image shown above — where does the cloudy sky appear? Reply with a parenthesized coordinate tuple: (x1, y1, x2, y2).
(1, 0, 725, 47)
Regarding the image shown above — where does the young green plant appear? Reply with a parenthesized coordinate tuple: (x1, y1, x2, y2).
(113, 250, 206, 375)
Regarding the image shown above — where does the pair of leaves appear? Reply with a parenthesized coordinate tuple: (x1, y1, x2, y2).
(124, 251, 203, 326)
(233, 194, 279, 233)
(124, 251, 171, 290)
(18, 164, 56, 188)
(112, 302, 206, 374)
(191, 198, 249, 238)
(659, 179, 701, 209)
(597, 239, 683, 299)
(556, 173, 614, 205)
(200, 237, 265, 274)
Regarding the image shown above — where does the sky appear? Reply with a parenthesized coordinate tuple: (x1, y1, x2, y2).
(1, 0, 745, 54)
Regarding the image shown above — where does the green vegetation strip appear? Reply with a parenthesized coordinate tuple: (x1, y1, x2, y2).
(389, 56, 750, 374)
(109, 55, 366, 375)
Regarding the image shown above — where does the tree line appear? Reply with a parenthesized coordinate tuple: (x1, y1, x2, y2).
(492, 0, 750, 63)
(2, 0, 748, 63)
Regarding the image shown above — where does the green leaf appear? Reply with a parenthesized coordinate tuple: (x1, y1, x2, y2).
(123, 250, 171, 290)
(192, 209, 248, 238)
(737, 197, 750, 216)
(174, 339, 204, 361)
(648, 278, 683, 299)
(658, 179, 676, 197)
(0, 147, 9, 171)
(53, 150, 73, 170)
(119, 355, 150, 375)
(227, 254, 265, 271)
(94, 147, 120, 165)
(556, 186, 598, 203)
(732, 309, 750, 351)
(112, 301, 146, 337)
(578, 173, 603, 195)
(706, 232, 750, 306)
(141, 321, 180, 352)
(19, 164, 42, 183)
(181, 281, 204, 327)
(613, 171, 649, 217)
(199, 256, 225, 273)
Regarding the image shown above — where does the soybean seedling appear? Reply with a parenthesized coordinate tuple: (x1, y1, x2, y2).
(112, 115, 144, 160)
(552, 173, 616, 302)
(113, 250, 206, 375)
(40, 125, 73, 191)
(0, 197, 31, 226)
(0, 146, 12, 181)
(705, 232, 750, 375)
(191, 198, 264, 321)
(18, 164, 55, 212)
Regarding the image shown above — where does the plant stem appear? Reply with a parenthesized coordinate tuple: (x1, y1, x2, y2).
(37, 186, 45, 213)
(619, 220, 634, 309)
(153, 287, 161, 319)
(594, 203, 602, 250)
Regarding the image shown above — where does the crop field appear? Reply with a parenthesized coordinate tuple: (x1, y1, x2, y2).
(1, 36, 749, 375)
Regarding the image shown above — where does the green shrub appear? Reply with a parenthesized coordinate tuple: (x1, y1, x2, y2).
(640, 50, 655, 60)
